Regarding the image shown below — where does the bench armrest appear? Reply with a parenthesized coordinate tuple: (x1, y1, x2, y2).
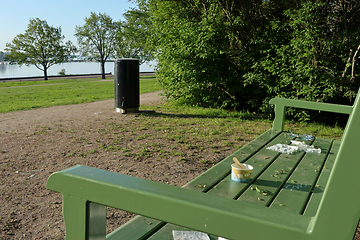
(269, 98, 353, 131)
(47, 165, 311, 240)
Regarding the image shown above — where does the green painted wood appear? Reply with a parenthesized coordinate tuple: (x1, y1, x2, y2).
(269, 98, 353, 132)
(270, 98, 353, 114)
(183, 129, 281, 192)
(88, 202, 107, 240)
(309, 88, 360, 239)
(271, 101, 287, 132)
(62, 194, 87, 240)
(106, 216, 164, 240)
(47, 165, 312, 240)
(303, 141, 340, 217)
(206, 132, 297, 199)
(269, 138, 333, 214)
(238, 147, 306, 206)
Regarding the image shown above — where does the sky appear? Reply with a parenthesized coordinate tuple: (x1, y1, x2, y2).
(0, 0, 137, 51)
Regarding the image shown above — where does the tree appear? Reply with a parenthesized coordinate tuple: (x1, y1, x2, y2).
(5, 18, 76, 80)
(252, 0, 360, 121)
(116, 1, 155, 64)
(149, 0, 271, 110)
(75, 12, 119, 79)
(149, 0, 360, 121)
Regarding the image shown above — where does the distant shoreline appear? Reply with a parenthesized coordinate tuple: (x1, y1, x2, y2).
(0, 72, 155, 82)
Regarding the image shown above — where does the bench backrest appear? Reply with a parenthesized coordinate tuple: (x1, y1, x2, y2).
(269, 89, 360, 238)
(269, 98, 353, 132)
(312, 89, 360, 238)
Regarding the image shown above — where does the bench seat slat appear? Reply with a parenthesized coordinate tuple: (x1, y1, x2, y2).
(106, 215, 164, 240)
(183, 129, 281, 192)
(206, 131, 296, 198)
(303, 141, 341, 217)
(238, 143, 307, 206)
(269, 138, 333, 214)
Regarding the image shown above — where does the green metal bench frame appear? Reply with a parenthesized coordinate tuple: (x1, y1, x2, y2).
(47, 89, 360, 240)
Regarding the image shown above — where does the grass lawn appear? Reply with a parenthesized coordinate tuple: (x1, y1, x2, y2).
(0, 74, 344, 141)
(0, 76, 161, 113)
(141, 103, 345, 142)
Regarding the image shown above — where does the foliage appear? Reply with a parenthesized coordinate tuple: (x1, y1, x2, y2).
(75, 12, 119, 79)
(117, 6, 155, 64)
(5, 18, 76, 80)
(251, 1, 360, 122)
(58, 69, 66, 75)
(149, 0, 360, 122)
(149, 0, 258, 110)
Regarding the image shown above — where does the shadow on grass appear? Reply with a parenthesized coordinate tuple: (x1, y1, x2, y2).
(137, 109, 268, 121)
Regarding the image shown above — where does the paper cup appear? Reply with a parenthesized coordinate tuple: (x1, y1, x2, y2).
(231, 163, 253, 182)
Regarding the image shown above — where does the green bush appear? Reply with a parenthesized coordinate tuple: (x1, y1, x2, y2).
(149, 0, 360, 123)
(58, 69, 66, 75)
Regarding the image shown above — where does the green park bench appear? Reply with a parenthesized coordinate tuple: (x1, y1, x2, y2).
(47, 88, 360, 240)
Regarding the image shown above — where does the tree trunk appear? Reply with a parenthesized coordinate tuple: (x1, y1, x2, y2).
(44, 67, 48, 80)
(101, 61, 106, 79)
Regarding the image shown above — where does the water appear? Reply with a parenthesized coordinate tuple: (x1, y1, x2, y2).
(0, 61, 155, 79)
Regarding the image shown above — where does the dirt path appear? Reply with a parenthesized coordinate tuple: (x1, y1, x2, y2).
(0, 91, 163, 133)
(0, 91, 168, 239)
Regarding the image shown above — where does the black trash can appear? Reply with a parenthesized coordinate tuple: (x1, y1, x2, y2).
(114, 59, 139, 113)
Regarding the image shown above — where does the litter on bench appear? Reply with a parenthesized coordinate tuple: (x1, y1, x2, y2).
(172, 231, 229, 240)
(288, 131, 315, 141)
(267, 140, 321, 154)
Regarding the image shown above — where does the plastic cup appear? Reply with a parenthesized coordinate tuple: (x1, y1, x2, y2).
(231, 163, 253, 182)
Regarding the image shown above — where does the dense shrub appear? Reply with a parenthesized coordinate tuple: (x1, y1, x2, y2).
(149, 0, 360, 122)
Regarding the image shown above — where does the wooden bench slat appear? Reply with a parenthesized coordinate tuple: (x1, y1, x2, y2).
(269, 98, 353, 132)
(237, 144, 306, 206)
(303, 141, 341, 217)
(106, 215, 164, 240)
(183, 129, 281, 192)
(206, 132, 296, 199)
(269, 138, 333, 214)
